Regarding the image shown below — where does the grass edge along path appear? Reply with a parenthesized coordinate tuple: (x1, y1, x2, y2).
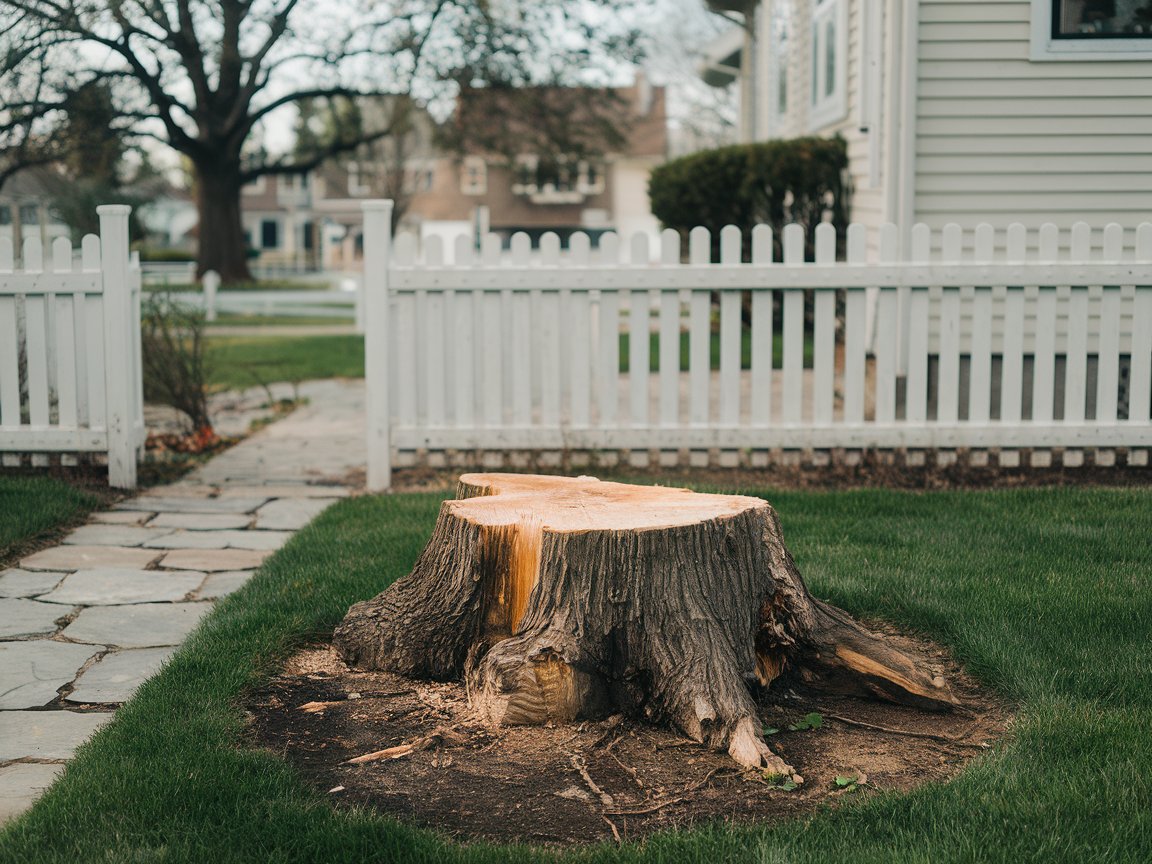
(0, 476, 107, 568)
(2, 488, 1150, 863)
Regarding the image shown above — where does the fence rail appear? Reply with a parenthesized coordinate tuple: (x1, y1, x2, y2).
(361, 200, 1152, 491)
(0, 207, 143, 488)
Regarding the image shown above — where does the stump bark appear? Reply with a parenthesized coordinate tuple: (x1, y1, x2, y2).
(334, 474, 956, 773)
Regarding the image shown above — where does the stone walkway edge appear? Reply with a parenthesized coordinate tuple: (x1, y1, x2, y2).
(0, 378, 366, 825)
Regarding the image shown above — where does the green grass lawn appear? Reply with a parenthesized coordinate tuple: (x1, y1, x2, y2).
(0, 476, 105, 567)
(206, 334, 365, 390)
(209, 312, 356, 327)
(202, 327, 812, 392)
(2, 486, 1150, 863)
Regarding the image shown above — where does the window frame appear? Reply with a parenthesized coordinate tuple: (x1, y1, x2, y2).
(460, 156, 488, 195)
(1030, 0, 1152, 60)
(808, 0, 848, 131)
(260, 218, 280, 250)
(767, 0, 792, 135)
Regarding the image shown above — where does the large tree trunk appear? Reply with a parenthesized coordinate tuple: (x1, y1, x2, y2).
(194, 159, 253, 283)
(335, 474, 956, 773)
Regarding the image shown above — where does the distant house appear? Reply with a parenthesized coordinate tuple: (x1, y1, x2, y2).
(240, 79, 670, 270)
(703, 0, 1152, 254)
(0, 168, 71, 249)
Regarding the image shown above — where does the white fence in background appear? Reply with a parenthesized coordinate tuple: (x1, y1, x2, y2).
(361, 200, 1152, 491)
(0, 206, 144, 488)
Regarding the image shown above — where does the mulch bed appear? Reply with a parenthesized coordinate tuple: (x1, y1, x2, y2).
(245, 635, 1009, 847)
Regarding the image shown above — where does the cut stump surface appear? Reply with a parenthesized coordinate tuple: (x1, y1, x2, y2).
(334, 474, 956, 772)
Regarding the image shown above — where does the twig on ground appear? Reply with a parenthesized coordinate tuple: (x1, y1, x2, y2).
(570, 754, 614, 807)
(823, 713, 990, 748)
(609, 751, 644, 789)
(602, 815, 622, 844)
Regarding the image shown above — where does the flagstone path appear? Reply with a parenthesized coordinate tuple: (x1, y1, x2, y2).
(0, 379, 366, 824)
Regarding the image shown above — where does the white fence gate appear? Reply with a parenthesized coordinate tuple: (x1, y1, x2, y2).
(0, 206, 144, 488)
(361, 200, 1152, 491)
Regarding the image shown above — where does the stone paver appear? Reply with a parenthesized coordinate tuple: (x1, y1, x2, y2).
(158, 548, 272, 572)
(0, 763, 66, 823)
(62, 525, 174, 547)
(142, 530, 292, 551)
(194, 570, 256, 600)
(114, 496, 269, 514)
(40, 570, 206, 606)
(67, 647, 177, 704)
(61, 603, 212, 648)
(0, 642, 101, 709)
(0, 598, 72, 638)
(0, 711, 113, 761)
(146, 513, 252, 531)
(0, 570, 66, 598)
(1, 378, 365, 825)
(254, 498, 341, 530)
(21, 545, 161, 571)
(89, 511, 150, 525)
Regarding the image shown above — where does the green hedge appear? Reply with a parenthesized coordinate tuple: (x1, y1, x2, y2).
(649, 136, 850, 260)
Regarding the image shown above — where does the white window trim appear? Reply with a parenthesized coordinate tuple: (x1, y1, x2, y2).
(808, 0, 848, 131)
(1030, 0, 1152, 60)
(576, 160, 604, 195)
(461, 156, 487, 195)
(767, 1, 791, 136)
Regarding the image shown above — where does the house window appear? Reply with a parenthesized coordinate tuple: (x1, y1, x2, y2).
(1031, 0, 1152, 58)
(20, 204, 40, 226)
(512, 155, 539, 194)
(808, 0, 847, 130)
(303, 222, 314, 251)
(577, 161, 605, 195)
(261, 219, 280, 249)
(461, 157, 487, 195)
(347, 161, 371, 196)
(0, 206, 10, 226)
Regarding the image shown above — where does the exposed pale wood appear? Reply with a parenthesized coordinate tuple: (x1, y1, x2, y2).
(335, 474, 956, 771)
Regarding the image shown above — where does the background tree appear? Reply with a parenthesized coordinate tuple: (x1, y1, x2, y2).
(0, 0, 645, 282)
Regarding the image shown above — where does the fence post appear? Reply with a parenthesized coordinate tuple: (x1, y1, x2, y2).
(363, 200, 394, 492)
(97, 204, 137, 489)
(202, 270, 220, 322)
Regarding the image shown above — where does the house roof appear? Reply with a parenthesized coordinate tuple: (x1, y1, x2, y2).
(447, 79, 667, 161)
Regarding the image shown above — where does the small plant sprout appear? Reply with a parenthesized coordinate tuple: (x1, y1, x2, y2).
(788, 713, 824, 731)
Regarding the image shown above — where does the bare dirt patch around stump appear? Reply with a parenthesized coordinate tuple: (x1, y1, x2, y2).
(245, 642, 1008, 847)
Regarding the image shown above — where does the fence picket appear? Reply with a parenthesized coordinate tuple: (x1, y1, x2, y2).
(1096, 224, 1124, 422)
(396, 293, 417, 426)
(1065, 223, 1091, 423)
(813, 223, 836, 425)
(750, 225, 774, 426)
(482, 290, 502, 427)
(689, 228, 710, 426)
(1001, 224, 1027, 425)
(627, 287, 649, 426)
(0, 294, 17, 427)
(1129, 224, 1152, 424)
(568, 287, 591, 428)
(842, 224, 867, 424)
(424, 290, 446, 426)
(969, 224, 994, 424)
(454, 289, 476, 427)
(597, 288, 620, 427)
(658, 231, 680, 427)
(719, 226, 741, 426)
(906, 226, 931, 423)
(511, 289, 531, 426)
(874, 225, 900, 423)
(782, 224, 804, 424)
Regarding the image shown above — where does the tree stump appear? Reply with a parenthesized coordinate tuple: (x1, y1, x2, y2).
(334, 474, 956, 774)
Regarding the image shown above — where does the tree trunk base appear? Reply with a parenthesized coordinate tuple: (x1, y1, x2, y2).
(335, 474, 955, 770)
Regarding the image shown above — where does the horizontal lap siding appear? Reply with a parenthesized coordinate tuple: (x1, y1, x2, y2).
(915, 0, 1152, 238)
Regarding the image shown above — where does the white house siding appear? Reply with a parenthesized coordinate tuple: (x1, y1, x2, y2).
(916, 0, 1152, 244)
(765, 0, 890, 258)
(915, 1, 1150, 353)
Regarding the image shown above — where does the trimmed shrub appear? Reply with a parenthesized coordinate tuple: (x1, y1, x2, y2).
(649, 136, 850, 261)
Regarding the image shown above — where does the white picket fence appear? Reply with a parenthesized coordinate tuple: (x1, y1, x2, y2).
(361, 201, 1152, 490)
(0, 206, 144, 488)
